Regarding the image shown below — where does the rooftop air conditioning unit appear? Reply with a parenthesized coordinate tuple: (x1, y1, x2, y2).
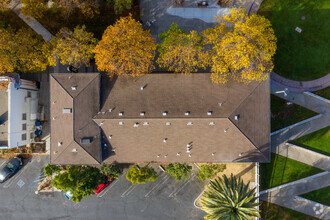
(62, 108, 72, 114)
(80, 138, 92, 144)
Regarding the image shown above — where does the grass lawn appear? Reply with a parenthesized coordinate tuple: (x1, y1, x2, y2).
(260, 202, 318, 220)
(313, 87, 330, 100)
(271, 95, 317, 132)
(293, 126, 330, 156)
(260, 153, 322, 190)
(38, 1, 140, 40)
(258, 0, 330, 81)
(301, 186, 330, 206)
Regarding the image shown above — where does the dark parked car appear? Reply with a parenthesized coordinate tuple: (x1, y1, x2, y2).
(0, 157, 22, 183)
(67, 65, 79, 73)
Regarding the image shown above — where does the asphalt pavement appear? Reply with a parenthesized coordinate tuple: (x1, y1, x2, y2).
(0, 157, 207, 220)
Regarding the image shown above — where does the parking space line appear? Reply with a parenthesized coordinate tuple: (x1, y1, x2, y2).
(0, 161, 6, 169)
(169, 173, 195, 198)
(145, 175, 170, 198)
(97, 179, 120, 198)
(28, 171, 45, 188)
(3, 162, 32, 188)
(121, 184, 137, 198)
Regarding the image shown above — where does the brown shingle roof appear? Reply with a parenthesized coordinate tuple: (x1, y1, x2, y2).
(50, 73, 270, 164)
(96, 73, 270, 163)
(50, 73, 101, 165)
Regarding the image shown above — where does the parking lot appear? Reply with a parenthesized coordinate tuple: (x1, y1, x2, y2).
(0, 156, 207, 219)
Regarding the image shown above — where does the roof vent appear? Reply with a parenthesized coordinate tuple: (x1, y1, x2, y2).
(187, 122, 193, 126)
(63, 108, 72, 114)
(140, 112, 145, 116)
(143, 122, 149, 126)
(72, 148, 77, 152)
(109, 135, 112, 139)
(176, 152, 181, 156)
(58, 142, 62, 146)
(52, 117, 56, 120)
(163, 138, 167, 143)
(109, 108, 113, 112)
(119, 112, 124, 116)
(209, 122, 215, 126)
(207, 111, 212, 115)
(188, 154, 192, 158)
(162, 111, 168, 116)
(133, 122, 139, 127)
(218, 102, 222, 107)
(224, 128, 229, 133)
(140, 84, 147, 90)
(71, 86, 77, 90)
(235, 115, 240, 121)
(157, 154, 160, 158)
(212, 152, 215, 156)
(166, 122, 171, 126)
(185, 111, 190, 116)
(164, 154, 168, 158)
(119, 121, 124, 125)
(52, 101, 56, 104)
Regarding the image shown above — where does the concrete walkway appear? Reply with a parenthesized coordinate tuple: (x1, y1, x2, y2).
(260, 172, 330, 219)
(263, 79, 330, 218)
(7, 0, 53, 42)
(271, 72, 330, 92)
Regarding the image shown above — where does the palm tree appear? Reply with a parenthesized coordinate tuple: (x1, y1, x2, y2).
(201, 174, 260, 220)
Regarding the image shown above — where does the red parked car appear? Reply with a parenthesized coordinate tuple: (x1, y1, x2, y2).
(94, 176, 114, 194)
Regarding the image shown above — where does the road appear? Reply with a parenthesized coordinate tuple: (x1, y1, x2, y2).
(0, 156, 206, 220)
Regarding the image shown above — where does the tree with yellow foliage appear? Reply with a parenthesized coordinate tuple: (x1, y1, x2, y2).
(0, 0, 10, 11)
(48, 25, 98, 68)
(93, 15, 156, 77)
(0, 27, 49, 74)
(20, 0, 47, 19)
(203, 8, 277, 84)
(157, 23, 208, 74)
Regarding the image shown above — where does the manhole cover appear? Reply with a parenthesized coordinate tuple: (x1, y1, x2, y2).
(17, 179, 25, 188)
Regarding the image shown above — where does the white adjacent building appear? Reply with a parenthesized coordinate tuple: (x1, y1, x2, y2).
(0, 75, 40, 148)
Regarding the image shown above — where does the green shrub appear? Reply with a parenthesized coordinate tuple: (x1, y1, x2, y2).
(126, 165, 158, 184)
(165, 163, 192, 181)
(101, 164, 122, 179)
(198, 164, 226, 181)
(44, 163, 61, 177)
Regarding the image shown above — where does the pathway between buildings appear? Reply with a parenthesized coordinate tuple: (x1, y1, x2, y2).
(7, 0, 53, 42)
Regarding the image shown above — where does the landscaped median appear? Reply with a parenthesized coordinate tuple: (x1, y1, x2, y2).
(194, 163, 257, 208)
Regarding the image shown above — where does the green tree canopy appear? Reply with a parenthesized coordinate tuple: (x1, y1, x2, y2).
(198, 164, 226, 181)
(52, 166, 103, 202)
(126, 165, 158, 184)
(165, 163, 192, 181)
(0, 26, 49, 74)
(157, 23, 208, 74)
(107, 0, 132, 14)
(101, 164, 122, 179)
(48, 25, 98, 68)
(44, 163, 61, 177)
(201, 174, 261, 219)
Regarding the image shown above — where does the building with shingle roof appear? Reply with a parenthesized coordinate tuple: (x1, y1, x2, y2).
(50, 73, 270, 165)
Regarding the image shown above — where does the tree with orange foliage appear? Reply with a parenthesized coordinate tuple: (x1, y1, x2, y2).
(93, 15, 156, 77)
(203, 8, 277, 84)
(20, 0, 47, 19)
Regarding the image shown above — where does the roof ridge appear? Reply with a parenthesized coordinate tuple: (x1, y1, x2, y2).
(93, 117, 230, 120)
(73, 73, 100, 99)
(73, 140, 101, 164)
(228, 80, 264, 117)
(227, 117, 268, 161)
(50, 74, 74, 99)
(51, 140, 75, 163)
